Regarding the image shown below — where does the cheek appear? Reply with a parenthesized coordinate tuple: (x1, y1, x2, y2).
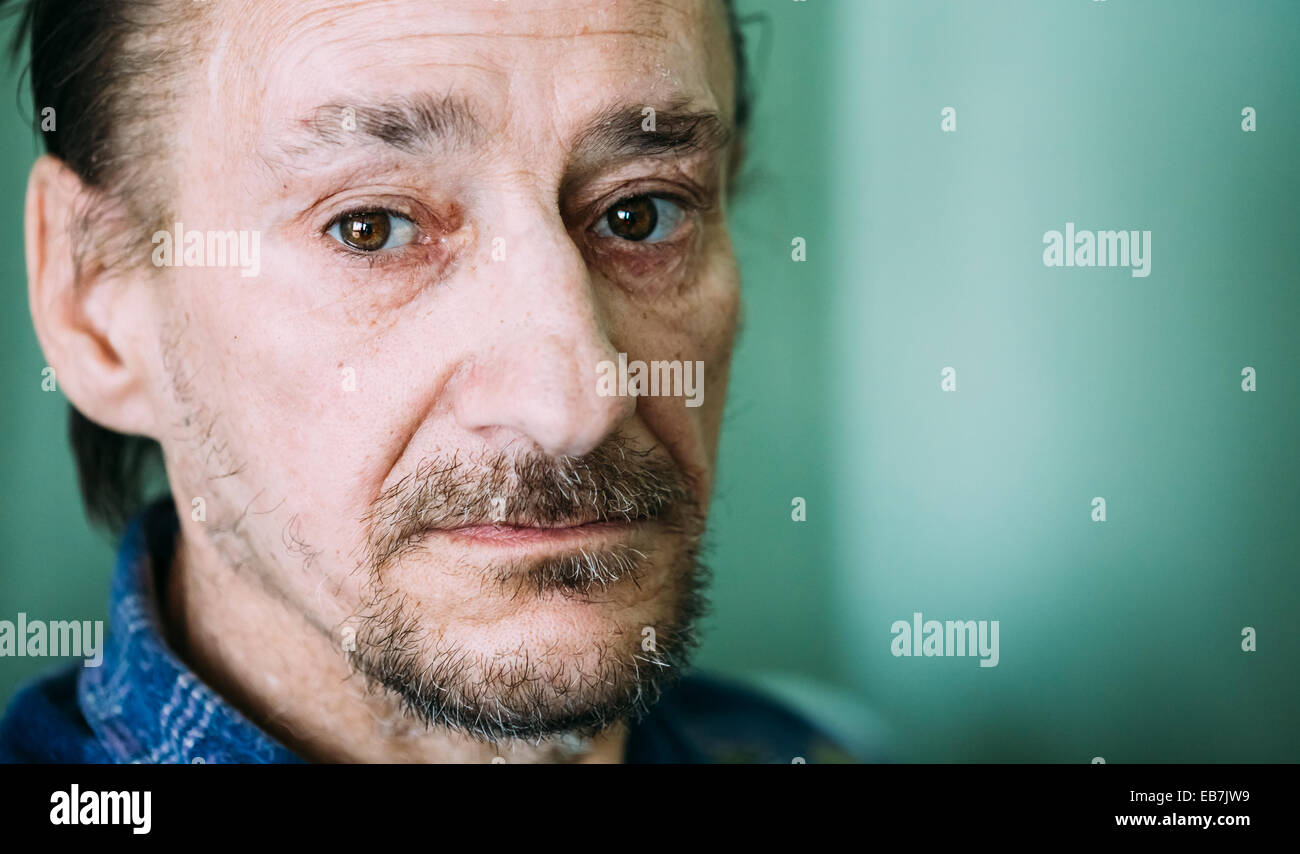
(153, 270, 407, 548)
(681, 262, 740, 462)
(612, 239, 740, 483)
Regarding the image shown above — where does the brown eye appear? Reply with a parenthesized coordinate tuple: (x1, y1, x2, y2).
(327, 210, 417, 252)
(605, 196, 658, 241)
(594, 195, 686, 244)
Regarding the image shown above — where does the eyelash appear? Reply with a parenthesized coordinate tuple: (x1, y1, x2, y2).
(321, 206, 425, 267)
(320, 192, 702, 270)
(589, 193, 697, 247)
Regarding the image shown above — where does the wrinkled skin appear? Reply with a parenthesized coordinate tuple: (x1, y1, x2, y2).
(28, 0, 741, 763)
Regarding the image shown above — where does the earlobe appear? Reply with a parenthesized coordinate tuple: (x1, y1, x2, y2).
(26, 154, 158, 439)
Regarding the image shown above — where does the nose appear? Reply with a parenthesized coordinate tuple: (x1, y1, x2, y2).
(450, 202, 634, 459)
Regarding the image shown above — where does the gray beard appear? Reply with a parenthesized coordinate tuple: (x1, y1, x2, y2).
(343, 541, 711, 745)
(343, 433, 711, 745)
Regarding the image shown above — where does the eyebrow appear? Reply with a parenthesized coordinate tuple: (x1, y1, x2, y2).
(279, 94, 485, 158)
(569, 99, 734, 164)
(276, 93, 732, 166)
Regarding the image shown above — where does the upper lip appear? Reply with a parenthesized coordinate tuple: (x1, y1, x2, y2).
(444, 516, 631, 531)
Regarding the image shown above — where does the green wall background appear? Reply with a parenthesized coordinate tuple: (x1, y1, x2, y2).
(2, 1, 1296, 762)
(0, 12, 119, 718)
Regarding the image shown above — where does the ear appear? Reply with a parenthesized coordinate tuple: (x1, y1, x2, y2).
(26, 154, 159, 439)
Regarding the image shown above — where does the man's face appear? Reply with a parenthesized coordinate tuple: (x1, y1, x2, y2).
(140, 0, 740, 740)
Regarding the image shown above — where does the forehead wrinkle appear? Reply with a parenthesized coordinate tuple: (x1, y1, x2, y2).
(244, 5, 678, 78)
(230, 0, 689, 105)
(209, 0, 727, 184)
(217, 0, 708, 95)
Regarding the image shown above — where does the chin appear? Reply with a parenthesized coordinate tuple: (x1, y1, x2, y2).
(343, 542, 710, 741)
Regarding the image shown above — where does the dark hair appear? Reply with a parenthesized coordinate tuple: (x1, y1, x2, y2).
(722, 0, 752, 138)
(7, 0, 752, 535)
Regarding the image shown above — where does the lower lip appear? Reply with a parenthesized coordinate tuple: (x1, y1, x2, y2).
(438, 521, 637, 546)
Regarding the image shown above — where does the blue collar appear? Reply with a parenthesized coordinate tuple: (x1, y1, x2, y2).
(76, 498, 303, 764)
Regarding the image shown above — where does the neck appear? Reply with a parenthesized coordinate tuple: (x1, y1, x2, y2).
(160, 523, 628, 764)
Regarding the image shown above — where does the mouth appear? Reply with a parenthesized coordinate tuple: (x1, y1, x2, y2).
(436, 519, 642, 548)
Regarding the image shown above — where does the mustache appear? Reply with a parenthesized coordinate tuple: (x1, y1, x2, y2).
(361, 434, 695, 572)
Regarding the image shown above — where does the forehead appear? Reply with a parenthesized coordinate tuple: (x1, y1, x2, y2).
(208, 0, 733, 148)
